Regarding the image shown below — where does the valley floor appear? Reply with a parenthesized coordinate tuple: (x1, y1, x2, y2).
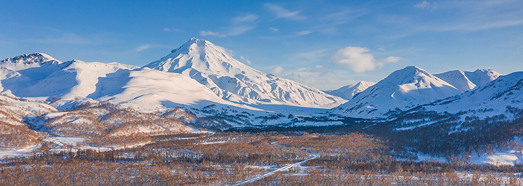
(1, 132, 522, 185)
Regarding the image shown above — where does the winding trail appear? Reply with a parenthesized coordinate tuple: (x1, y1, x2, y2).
(232, 153, 319, 186)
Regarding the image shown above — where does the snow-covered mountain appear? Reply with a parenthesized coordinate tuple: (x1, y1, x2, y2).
(434, 69, 500, 92)
(324, 81, 376, 100)
(0, 54, 139, 102)
(91, 67, 250, 111)
(426, 71, 523, 118)
(145, 38, 345, 108)
(0, 53, 63, 71)
(0, 53, 250, 111)
(333, 66, 463, 118)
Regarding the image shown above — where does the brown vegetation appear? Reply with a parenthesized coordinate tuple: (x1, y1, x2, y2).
(1, 132, 522, 185)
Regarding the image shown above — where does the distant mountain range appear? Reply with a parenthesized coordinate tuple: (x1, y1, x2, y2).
(0, 52, 242, 111)
(333, 66, 502, 118)
(324, 81, 376, 100)
(0, 39, 344, 111)
(0, 38, 521, 126)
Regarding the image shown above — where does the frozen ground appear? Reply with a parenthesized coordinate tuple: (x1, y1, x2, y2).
(0, 145, 41, 159)
(233, 153, 319, 186)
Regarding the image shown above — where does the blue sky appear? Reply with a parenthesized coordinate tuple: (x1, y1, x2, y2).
(1, 0, 522, 90)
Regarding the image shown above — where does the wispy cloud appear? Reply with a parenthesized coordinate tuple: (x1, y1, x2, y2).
(240, 56, 252, 64)
(136, 44, 171, 52)
(414, 1, 431, 9)
(296, 30, 313, 36)
(275, 65, 357, 90)
(430, 0, 518, 10)
(378, 0, 523, 39)
(232, 14, 258, 24)
(136, 44, 153, 52)
(418, 19, 523, 32)
(418, 0, 523, 32)
(265, 3, 306, 21)
(164, 28, 183, 32)
(269, 27, 279, 32)
(331, 47, 401, 73)
(200, 30, 225, 37)
(297, 49, 328, 62)
(291, 8, 369, 36)
(200, 14, 258, 37)
(270, 66, 284, 75)
(321, 9, 368, 25)
(227, 25, 256, 36)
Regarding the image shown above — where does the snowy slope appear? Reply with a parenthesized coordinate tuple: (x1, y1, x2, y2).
(333, 66, 462, 118)
(92, 67, 254, 111)
(0, 53, 70, 96)
(0, 95, 55, 149)
(434, 69, 500, 92)
(40, 105, 191, 137)
(145, 38, 345, 108)
(466, 69, 501, 87)
(426, 71, 523, 118)
(0, 53, 256, 112)
(324, 81, 375, 100)
(0, 95, 56, 126)
(0, 53, 139, 100)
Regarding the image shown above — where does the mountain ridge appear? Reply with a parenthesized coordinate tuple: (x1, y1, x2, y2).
(434, 69, 500, 92)
(334, 66, 466, 118)
(324, 81, 376, 100)
(144, 38, 345, 108)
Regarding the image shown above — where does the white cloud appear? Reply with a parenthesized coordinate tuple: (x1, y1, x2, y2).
(377, 45, 385, 51)
(232, 14, 258, 24)
(270, 27, 279, 32)
(136, 44, 172, 52)
(415, 1, 430, 9)
(240, 56, 252, 64)
(296, 30, 313, 36)
(265, 3, 306, 21)
(331, 47, 376, 73)
(331, 46, 401, 73)
(164, 28, 183, 32)
(322, 9, 368, 25)
(271, 66, 284, 75)
(227, 25, 256, 36)
(136, 44, 152, 52)
(200, 30, 225, 37)
(382, 56, 402, 63)
(201, 14, 257, 37)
